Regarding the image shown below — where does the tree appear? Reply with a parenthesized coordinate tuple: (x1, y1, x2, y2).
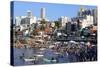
(40, 19, 46, 24)
(40, 19, 46, 31)
(54, 21, 60, 29)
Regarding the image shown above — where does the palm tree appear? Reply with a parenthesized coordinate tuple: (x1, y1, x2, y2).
(54, 21, 60, 29)
(40, 19, 46, 31)
(40, 19, 46, 24)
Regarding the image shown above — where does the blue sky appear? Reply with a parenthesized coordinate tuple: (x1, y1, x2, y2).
(13, 1, 96, 21)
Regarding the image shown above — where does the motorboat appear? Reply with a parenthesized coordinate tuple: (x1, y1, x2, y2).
(24, 58, 36, 62)
(35, 54, 44, 58)
(40, 48, 46, 51)
(24, 54, 44, 62)
(37, 51, 44, 54)
(49, 45, 55, 48)
(54, 52, 62, 55)
(43, 58, 57, 63)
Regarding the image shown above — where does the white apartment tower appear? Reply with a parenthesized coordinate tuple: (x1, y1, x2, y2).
(27, 10, 32, 18)
(15, 16, 21, 26)
(40, 8, 45, 19)
(59, 16, 69, 27)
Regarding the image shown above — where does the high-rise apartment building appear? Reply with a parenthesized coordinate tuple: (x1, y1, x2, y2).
(15, 16, 21, 26)
(58, 16, 69, 27)
(27, 10, 32, 18)
(40, 8, 45, 19)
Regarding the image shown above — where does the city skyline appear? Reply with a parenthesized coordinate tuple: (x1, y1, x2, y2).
(11, 1, 97, 66)
(13, 1, 96, 21)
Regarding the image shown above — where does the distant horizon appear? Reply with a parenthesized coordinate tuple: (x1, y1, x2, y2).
(12, 1, 97, 21)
